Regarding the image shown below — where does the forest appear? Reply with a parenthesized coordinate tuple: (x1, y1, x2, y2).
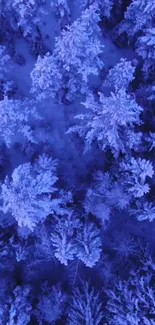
(0, 0, 155, 324)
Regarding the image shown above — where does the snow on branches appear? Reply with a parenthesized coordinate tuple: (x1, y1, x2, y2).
(118, 0, 155, 38)
(31, 5, 104, 101)
(68, 89, 143, 156)
(30, 53, 62, 101)
(103, 58, 136, 91)
(76, 221, 102, 267)
(106, 272, 155, 324)
(0, 155, 59, 230)
(51, 214, 80, 266)
(2, 0, 47, 36)
(81, 0, 114, 18)
(120, 157, 154, 198)
(51, 215, 102, 267)
(0, 97, 40, 147)
(68, 282, 103, 325)
(136, 28, 155, 74)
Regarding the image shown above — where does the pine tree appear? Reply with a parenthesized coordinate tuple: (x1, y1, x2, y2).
(103, 58, 135, 91)
(35, 283, 66, 324)
(106, 272, 155, 324)
(120, 157, 154, 198)
(30, 53, 63, 101)
(130, 201, 155, 222)
(2, 0, 47, 36)
(76, 221, 102, 267)
(118, 0, 155, 38)
(81, 0, 114, 18)
(7, 286, 32, 325)
(51, 214, 80, 266)
(67, 89, 143, 156)
(0, 46, 11, 79)
(84, 171, 131, 225)
(0, 46, 15, 97)
(84, 187, 111, 226)
(0, 155, 59, 230)
(33, 225, 55, 262)
(68, 282, 103, 325)
(136, 28, 155, 75)
(0, 96, 40, 147)
(31, 5, 104, 101)
(54, 4, 104, 83)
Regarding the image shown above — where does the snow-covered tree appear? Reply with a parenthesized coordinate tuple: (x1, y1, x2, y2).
(84, 187, 111, 226)
(80, 0, 114, 18)
(31, 5, 104, 101)
(106, 273, 155, 324)
(0, 96, 40, 147)
(35, 283, 66, 324)
(0, 154, 60, 230)
(51, 214, 80, 266)
(2, 0, 47, 36)
(112, 233, 137, 260)
(54, 4, 104, 82)
(120, 157, 154, 198)
(0, 46, 16, 98)
(30, 53, 63, 101)
(51, 216, 102, 267)
(76, 221, 102, 267)
(103, 58, 135, 91)
(131, 201, 155, 222)
(68, 282, 103, 325)
(84, 171, 131, 225)
(0, 46, 11, 78)
(7, 286, 32, 325)
(118, 0, 155, 38)
(33, 225, 55, 262)
(144, 132, 155, 150)
(68, 89, 143, 156)
(117, 2, 155, 78)
(136, 28, 155, 75)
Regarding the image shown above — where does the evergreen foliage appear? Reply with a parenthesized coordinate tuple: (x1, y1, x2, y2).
(0, 97, 40, 146)
(0, 155, 59, 230)
(31, 5, 104, 101)
(68, 88, 143, 156)
(0, 0, 155, 323)
(68, 282, 103, 325)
